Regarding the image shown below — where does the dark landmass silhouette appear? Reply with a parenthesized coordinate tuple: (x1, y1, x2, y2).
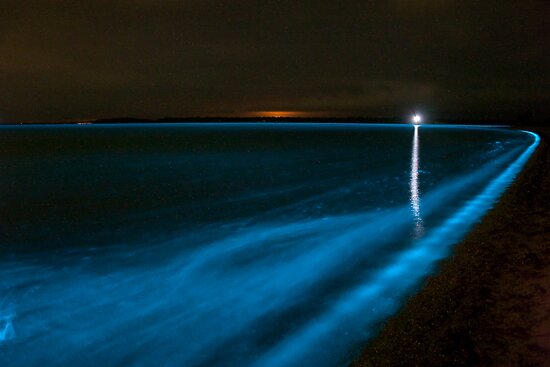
(3, 115, 549, 127)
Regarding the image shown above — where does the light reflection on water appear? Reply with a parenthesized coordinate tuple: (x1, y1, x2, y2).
(409, 125, 424, 238)
(0, 124, 539, 366)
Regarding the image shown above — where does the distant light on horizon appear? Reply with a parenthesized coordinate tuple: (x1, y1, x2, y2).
(242, 111, 318, 118)
(412, 114, 422, 124)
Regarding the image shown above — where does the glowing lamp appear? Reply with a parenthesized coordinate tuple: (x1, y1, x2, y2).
(412, 114, 422, 124)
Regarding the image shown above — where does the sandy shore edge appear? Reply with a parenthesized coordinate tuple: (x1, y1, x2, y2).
(352, 127, 550, 366)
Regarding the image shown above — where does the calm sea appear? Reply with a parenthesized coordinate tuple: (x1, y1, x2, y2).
(0, 123, 538, 366)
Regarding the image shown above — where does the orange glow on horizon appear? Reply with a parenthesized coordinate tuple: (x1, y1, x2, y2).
(242, 110, 320, 118)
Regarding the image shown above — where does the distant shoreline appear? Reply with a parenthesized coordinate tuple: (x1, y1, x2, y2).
(352, 126, 550, 366)
(1, 116, 544, 127)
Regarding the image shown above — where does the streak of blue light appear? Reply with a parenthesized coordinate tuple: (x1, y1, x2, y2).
(250, 130, 539, 367)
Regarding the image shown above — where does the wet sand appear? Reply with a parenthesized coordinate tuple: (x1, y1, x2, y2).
(353, 127, 550, 366)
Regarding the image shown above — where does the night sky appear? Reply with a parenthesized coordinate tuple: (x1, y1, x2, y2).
(1, 1, 548, 123)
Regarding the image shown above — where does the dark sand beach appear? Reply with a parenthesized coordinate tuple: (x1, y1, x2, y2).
(353, 127, 550, 366)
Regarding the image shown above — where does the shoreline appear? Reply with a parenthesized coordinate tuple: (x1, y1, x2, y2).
(1, 117, 543, 126)
(352, 126, 550, 366)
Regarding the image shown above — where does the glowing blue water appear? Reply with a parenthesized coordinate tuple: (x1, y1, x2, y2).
(0, 123, 539, 366)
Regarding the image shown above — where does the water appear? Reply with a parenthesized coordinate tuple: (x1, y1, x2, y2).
(0, 123, 539, 366)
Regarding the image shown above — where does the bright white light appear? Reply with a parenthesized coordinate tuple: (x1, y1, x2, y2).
(412, 114, 422, 124)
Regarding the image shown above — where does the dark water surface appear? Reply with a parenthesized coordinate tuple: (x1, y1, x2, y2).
(0, 123, 539, 366)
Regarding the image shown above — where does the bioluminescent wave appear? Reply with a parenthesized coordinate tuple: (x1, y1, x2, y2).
(0, 308, 15, 344)
(0, 124, 539, 366)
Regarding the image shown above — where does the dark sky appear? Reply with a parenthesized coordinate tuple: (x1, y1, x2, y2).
(1, 1, 548, 122)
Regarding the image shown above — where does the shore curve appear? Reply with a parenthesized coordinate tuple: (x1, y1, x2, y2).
(352, 126, 550, 366)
